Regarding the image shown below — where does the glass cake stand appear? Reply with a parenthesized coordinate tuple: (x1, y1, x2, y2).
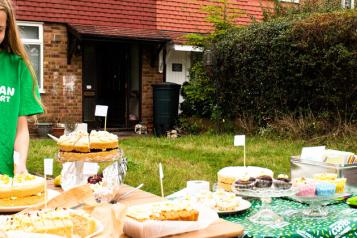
(232, 186, 298, 225)
(290, 194, 348, 217)
(56, 149, 127, 191)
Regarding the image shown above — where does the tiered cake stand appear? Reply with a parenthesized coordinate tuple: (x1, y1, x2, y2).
(232, 186, 297, 225)
(57, 149, 127, 191)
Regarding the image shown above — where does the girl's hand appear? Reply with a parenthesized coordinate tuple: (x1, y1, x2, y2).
(14, 162, 28, 175)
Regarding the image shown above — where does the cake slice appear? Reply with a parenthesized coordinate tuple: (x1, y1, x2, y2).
(89, 130, 118, 150)
(69, 209, 97, 237)
(58, 131, 90, 153)
(1, 208, 97, 238)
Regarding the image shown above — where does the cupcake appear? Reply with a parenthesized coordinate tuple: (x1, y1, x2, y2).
(331, 178, 347, 193)
(273, 174, 292, 190)
(255, 175, 273, 188)
(234, 176, 256, 190)
(296, 181, 316, 197)
(316, 182, 336, 197)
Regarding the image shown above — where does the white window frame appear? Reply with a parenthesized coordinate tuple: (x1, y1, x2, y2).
(17, 21, 44, 93)
(342, 0, 355, 9)
(280, 0, 299, 3)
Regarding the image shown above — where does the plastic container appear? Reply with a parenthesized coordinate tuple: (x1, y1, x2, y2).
(152, 83, 181, 136)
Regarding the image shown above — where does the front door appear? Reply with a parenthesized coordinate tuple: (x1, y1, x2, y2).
(83, 42, 129, 129)
(97, 44, 128, 128)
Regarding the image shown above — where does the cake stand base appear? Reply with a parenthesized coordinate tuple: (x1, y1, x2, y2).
(302, 203, 328, 217)
(249, 208, 283, 225)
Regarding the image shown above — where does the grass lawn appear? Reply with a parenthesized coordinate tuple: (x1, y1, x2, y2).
(28, 134, 356, 196)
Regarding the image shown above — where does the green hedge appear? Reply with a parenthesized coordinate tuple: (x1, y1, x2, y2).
(182, 10, 357, 125)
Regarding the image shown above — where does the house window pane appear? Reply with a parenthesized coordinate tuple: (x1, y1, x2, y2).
(25, 44, 41, 88)
(19, 25, 39, 40)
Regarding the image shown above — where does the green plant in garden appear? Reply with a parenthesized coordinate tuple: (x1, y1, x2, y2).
(207, 10, 357, 126)
(262, 0, 342, 21)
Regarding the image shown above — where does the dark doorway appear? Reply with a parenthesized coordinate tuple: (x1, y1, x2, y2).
(83, 42, 141, 129)
(96, 43, 129, 128)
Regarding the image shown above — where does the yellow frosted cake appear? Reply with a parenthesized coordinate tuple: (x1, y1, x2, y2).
(1, 208, 97, 238)
(0, 174, 45, 206)
(58, 130, 119, 161)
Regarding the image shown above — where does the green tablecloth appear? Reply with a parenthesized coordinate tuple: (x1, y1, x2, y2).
(223, 198, 357, 238)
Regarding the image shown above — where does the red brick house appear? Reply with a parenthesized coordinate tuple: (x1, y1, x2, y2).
(13, 0, 281, 130)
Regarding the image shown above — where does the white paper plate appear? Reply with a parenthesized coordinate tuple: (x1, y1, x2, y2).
(87, 219, 104, 238)
(216, 199, 251, 214)
(0, 217, 103, 238)
(0, 189, 60, 213)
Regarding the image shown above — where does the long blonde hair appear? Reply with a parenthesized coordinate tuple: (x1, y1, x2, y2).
(0, 0, 41, 104)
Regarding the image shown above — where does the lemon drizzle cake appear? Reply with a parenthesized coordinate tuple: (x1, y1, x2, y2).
(0, 174, 45, 200)
(1, 208, 97, 238)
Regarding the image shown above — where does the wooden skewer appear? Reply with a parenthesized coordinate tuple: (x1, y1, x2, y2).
(47, 134, 59, 142)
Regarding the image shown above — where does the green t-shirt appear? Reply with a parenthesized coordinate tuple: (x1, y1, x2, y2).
(0, 50, 43, 176)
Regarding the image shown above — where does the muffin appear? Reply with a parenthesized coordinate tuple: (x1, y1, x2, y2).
(330, 178, 347, 193)
(234, 177, 256, 190)
(296, 181, 316, 197)
(255, 175, 273, 188)
(273, 174, 292, 190)
(316, 182, 336, 197)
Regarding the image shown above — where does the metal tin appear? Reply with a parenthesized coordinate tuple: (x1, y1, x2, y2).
(290, 156, 357, 193)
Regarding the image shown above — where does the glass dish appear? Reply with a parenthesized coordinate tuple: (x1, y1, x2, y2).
(290, 193, 349, 217)
(232, 185, 297, 225)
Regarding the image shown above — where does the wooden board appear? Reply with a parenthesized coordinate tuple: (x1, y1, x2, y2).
(48, 182, 244, 238)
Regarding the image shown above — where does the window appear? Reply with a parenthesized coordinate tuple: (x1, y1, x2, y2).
(342, 0, 355, 9)
(17, 22, 44, 92)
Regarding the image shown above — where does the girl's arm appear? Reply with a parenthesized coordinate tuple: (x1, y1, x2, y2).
(14, 116, 29, 174)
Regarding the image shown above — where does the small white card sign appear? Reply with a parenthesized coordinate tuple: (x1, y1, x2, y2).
(234, 135, 245, 146)
(44, 158, 53, 175)
(95, 105, 108, 117)
(300, 146, 326, 162)
(159, 163, 164, 179)
(95, 105, 109, 131)
(83, 162, 99, 175)
(234, 135, 247, 167)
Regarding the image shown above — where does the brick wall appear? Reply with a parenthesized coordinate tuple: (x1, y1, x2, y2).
(141, 48, 163, 130)
(39, 23, 82, 124)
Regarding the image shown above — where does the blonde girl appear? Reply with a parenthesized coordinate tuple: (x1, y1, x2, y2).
(0, 0, 43, 176)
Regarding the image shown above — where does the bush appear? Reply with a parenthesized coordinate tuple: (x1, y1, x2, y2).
(180, 62, 215, 118)
(207, 10, 357, 125)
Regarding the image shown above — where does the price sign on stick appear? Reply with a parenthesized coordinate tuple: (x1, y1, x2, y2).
(234, 135, 246, 167)
(44, 158, 53, 209)
(159, 163, 164, 197)
(95, 105, 108, 131)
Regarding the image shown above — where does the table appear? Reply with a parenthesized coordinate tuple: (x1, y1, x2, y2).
(223, 197, 357, 238)
(48, 182, 244, 238)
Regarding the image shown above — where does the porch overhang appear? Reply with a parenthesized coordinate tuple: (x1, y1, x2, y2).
(66, 24, 171, 64)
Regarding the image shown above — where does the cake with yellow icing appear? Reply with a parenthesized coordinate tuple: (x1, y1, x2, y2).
(0, 174, 45, 199)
